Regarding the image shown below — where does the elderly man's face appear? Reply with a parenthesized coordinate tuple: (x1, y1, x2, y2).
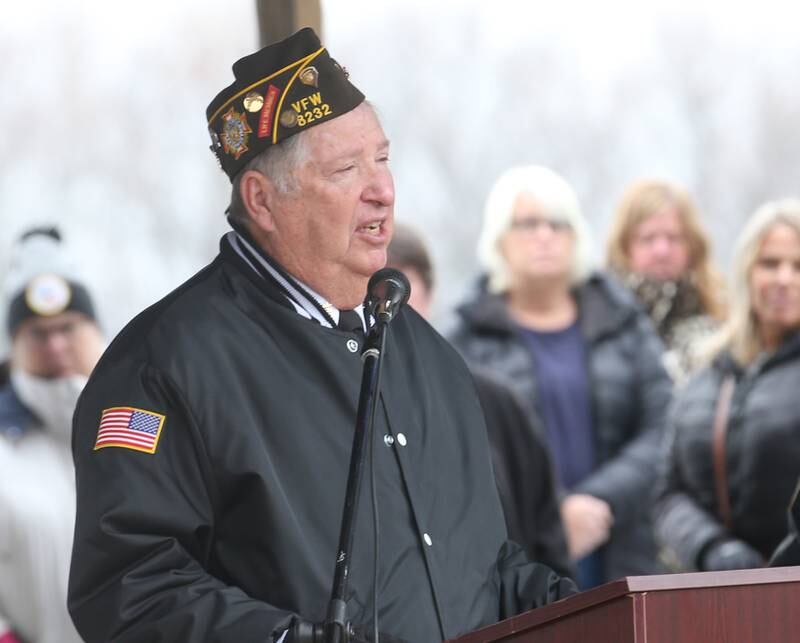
(264, 103, 395, 306)
(12, 311, 104, 379)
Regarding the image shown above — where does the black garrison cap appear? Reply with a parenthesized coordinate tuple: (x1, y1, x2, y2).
(206, 27, 365, 181)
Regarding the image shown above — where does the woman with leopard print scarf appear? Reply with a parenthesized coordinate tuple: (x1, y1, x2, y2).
(607, 179, 726, 383)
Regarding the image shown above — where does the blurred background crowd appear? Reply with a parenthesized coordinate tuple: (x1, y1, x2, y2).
(3, 0, 800, 339)
(2, 1, 800, 641)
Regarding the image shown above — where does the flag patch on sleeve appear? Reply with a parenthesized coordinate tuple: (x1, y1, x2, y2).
(94, 407, 166, 454)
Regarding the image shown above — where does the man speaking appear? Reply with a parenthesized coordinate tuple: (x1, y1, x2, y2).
(68, 28, 574, 643)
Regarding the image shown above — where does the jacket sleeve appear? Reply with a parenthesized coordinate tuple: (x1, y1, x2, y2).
(522, 437, 573, 579)
(652, 401, 727, 570)
(68, 355, 294, 643)
(575, 313, 673, 526)
(770, 534, 800, 567)
(493, 541, 576, 620)
(474, 372, 573, 579)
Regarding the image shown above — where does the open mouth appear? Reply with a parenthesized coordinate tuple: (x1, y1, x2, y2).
(360, 221, 383, 235)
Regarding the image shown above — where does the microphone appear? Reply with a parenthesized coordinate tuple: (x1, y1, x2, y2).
(365, 268, 411, 323)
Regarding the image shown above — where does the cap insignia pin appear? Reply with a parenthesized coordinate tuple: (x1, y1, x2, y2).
(220, 107, 253, 160)
(243, 91, 265, 112)
(299, 66, 319, 87)
(331, 59, 350, 79)
(279, 110, 298, 128)
(208, 127, 222, 151)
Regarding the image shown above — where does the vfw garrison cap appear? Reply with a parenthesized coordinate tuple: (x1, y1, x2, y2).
(206, 27, 365, 181)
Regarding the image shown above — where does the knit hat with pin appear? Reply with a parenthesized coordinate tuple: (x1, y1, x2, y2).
(4, 227, 97, 337)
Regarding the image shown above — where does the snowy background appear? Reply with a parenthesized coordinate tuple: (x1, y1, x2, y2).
(2, 0, 799, 351)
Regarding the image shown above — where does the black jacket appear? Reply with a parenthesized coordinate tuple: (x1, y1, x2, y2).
(448, 273, 672, 581)
(472, 369, 573, 579)
(770, 479, 800, 567)
(68, 238, 574, 643)
(654, 334, 800, 569)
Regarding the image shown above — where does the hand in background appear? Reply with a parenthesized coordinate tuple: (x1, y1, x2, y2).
(701, 538, 764, 571)
(561, 494, 614, 560)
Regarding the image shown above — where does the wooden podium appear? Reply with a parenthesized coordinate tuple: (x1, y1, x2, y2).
(452, 567, 800, 643)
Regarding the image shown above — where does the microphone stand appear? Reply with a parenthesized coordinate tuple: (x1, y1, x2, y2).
(326, 318, 389, 643)
(293, 317, 391, 643)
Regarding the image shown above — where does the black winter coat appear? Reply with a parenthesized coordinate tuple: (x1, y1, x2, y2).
(448, 273, 672, 581)
(68, 238, 574, 643)
(769, 479, 800, 567)
(654, 333, 800, 569)
(472, 369, 573, 579)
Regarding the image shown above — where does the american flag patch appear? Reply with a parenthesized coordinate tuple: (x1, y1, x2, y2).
(94, 407, 166, 454)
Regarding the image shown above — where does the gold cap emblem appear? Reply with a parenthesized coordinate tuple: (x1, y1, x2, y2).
(221, 107, 253, 160)
(279, 110, 298, 128)
(243, 91, 265, 112)
(299, 66, 319, 88)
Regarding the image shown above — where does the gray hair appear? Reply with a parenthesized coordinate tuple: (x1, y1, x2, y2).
(477, 165, 593, 293)
(707, 198, 800, 365)
(227, 101, 382, 225)
(227, 130, 310, 224)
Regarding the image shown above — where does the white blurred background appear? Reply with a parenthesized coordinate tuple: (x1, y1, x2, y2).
(2, 0, 799, 349)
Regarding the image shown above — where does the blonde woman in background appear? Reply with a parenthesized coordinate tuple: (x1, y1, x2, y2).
(607, 180, 726, 382)
(654, 199, 800, 571)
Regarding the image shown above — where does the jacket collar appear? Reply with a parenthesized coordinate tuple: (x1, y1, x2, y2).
(457, 272, 639, 342)
(715, 330, 800, 376)
(219, 233, 294, 309)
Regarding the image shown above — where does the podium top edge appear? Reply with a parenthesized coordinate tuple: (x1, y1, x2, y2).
(622, 566, 800, 592)
(447, 567, 800, 642)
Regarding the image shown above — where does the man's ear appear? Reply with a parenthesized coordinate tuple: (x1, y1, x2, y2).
(239, 170, 279, 233)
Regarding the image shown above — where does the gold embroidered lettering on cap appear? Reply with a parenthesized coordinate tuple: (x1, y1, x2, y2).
(243, 91, 265, 112)
(299, 66, 319, 87)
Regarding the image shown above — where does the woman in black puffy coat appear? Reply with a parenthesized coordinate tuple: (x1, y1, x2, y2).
(654, 198, 800, 571)
(449, 165, 672, 588)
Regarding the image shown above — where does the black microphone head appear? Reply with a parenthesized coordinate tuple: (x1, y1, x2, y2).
(366, 268, 411, 322)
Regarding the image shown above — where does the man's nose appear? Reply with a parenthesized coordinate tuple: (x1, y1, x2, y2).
(363, 165, 395, 207)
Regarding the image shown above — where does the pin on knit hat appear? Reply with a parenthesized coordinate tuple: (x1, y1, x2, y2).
(4, 227, 97, 337)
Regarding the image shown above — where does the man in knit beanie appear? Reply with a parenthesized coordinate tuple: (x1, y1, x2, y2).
(0, 226, 104, 643)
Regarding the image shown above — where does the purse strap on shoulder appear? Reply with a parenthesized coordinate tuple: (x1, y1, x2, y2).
(712, 375, 736, 530)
